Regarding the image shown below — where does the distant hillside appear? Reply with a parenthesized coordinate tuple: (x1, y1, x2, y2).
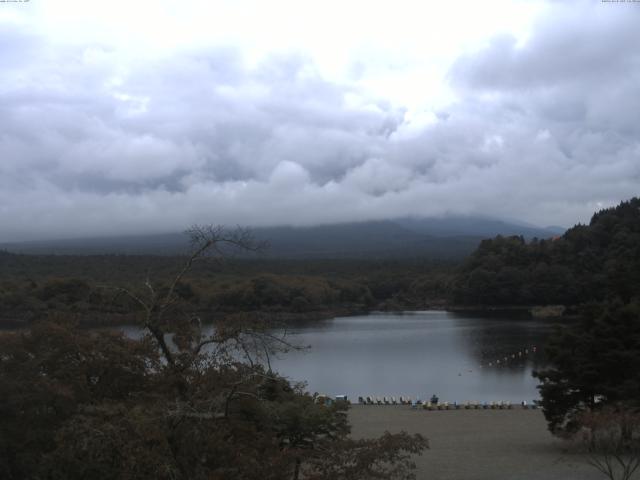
(0, 216, 563, 259)
(453, 198, 640, 306)
(395, 216, 561, 239)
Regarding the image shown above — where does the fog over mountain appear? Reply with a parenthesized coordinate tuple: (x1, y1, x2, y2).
(1, 1, 638, 242)
(1, 217, 563, 258)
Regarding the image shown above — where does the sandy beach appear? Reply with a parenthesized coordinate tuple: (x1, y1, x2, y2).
(348, 405, 605, 480)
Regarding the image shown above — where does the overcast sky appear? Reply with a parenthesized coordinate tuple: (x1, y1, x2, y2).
(1, 0, 639, 241)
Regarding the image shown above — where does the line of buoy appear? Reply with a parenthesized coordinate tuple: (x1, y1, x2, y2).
(480, 345, 538, 370)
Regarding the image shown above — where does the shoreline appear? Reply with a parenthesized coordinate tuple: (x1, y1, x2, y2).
(1, 303, 576, 330)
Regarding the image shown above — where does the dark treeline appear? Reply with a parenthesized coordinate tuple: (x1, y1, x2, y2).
(534, 300, 640, 434)
(0, 228, 428, 479)
(0, 254, 455, 327)
(446, 198, 640, 456)
(2, 201, 640, 478)
(435, 197, 640, 455)
(453, 198, 640, 306)
(3, 198, 639, 327)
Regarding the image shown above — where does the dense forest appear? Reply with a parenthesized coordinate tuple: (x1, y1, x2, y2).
(453, 198, 640, 307)
(444, 198, 640, 455)
(0, 228, 428, 479)
(0, 253, 454, 328)
(2, 198, 639, 329)
(1, 201, 640, 478)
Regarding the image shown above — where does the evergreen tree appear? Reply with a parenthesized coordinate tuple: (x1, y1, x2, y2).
(534, 302, 640, 434)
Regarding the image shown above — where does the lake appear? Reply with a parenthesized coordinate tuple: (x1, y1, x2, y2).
(2, 310, 556, 404)
(268, 311, 555, 403)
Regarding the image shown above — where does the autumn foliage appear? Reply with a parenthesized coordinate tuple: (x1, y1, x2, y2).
(0, 226, 427, 479)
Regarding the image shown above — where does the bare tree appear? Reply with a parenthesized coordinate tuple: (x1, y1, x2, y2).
(107, 225, 297, 371)
(104, 225, 314, 429)
(2, 225, 428, 479)
(576, 407, 640, 480)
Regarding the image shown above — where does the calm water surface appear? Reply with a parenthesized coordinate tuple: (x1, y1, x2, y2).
(2, 311, 555, 403)
(269, 311, 554, 403)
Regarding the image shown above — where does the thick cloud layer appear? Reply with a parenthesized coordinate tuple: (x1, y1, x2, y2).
(1, 1, 639, 241)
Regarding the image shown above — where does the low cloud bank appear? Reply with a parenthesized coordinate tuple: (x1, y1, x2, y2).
(1, 2, 639, 241)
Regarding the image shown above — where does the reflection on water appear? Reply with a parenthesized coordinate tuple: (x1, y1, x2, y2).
(1, 311, 556, 403)
(269, 311, 556, 403)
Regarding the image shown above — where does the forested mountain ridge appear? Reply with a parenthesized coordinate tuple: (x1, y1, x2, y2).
(452, 198, 640, 306)
(0, 216, 561, 258)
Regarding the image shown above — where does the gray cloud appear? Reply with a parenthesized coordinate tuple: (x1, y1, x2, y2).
(1, 1, 640, 241)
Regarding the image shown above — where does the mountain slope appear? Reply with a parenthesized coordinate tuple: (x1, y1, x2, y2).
(1, 217, 563, 259)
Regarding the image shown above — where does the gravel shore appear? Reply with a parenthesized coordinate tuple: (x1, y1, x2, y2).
(348, 405, 605, 480)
